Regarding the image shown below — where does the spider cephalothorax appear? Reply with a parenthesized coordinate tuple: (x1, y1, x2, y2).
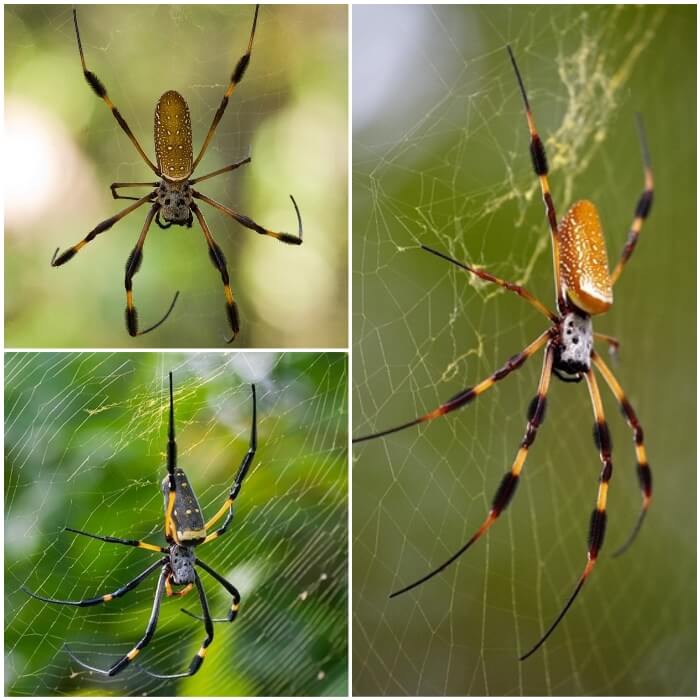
(354, 45, 654, 661)
(23, 373, 258, 679)
(169, 544, 196, 586)
(156, 180, 194, 229)
(51, 6, 303, 343)
(553, 311, 594, 378)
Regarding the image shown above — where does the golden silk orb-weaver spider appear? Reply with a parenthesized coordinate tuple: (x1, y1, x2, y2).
(22, 373, 257, 678)
(52, 6, 303, 342)
(353, 46, 654, 660)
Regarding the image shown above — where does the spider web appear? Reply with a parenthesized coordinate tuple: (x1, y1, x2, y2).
(5, 352, 348, 696)
(352, 5, 696, 696)
(4, 4, 347, 348)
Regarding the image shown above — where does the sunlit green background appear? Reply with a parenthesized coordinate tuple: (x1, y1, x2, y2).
(6, 352, 348, 696)
(5, 5, 347, 348)
(353, 5, 695, 696)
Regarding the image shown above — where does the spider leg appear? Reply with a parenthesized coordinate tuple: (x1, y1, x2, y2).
(141, 572, 214, 679)
(507, 46, 565, 312)
(390, 343, 554, 598)
(22, 557, 166, 607)
(64, 526, 167, 553)
(164, 372, 178, 542)
(353, 329, 551, 443)
(421, 245, 557, 321)
(124, 204, 180, 337)
(520, 369, 612, 660)
(592, 351, 651, 556)
(206, 385, 256, 530)
(155, 211, 173, 230)
(51, 192, 155, 266)
(190, 203, 241, 343)
(201, 508, 234, 545)
(593, 332, 621, 361)
(194, 191, 303, 245)
(66, 566, 168, 676)
(189, 156, 252, 185)
(72, 10, 159, 176)
(610, 114, 654, 285)
(192, 5, 259, 171)
(181, 558, 241, 623)
(165, 578, 193, 598)
(110, 182, 160, 201)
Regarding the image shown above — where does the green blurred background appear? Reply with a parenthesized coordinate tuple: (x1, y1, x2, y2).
(352, 5, 695, 696)
(6, 352, 347, 695)
(5, 5, 347, 348)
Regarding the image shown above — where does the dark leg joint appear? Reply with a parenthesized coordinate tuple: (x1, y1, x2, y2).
(635, 190, 653, 219)
(125, 248, 143, 280)
(445, 386, 475, 407)
(112, 108, 129, 133)
(521, 425, 536, 448)
(278, 232, 303, 245)
(588, 509, 607, 557)
(527, 394, 547, 425)
(84, 70, 107, 98)
(125, 307, 139, 337)
(51, 247, 77, 266)
(87, 218, 115, 240)
(593, 420, 612, 455)
(213, 97, 229, 124)
(637, 463, 652, 496)
(208, 242, 228, 276)
(491, 472, 519, 515)
(225, 301, 240, 339)
(189, 655, 204, 675)
(530, 136, 549, 175)
(233, 54, 251, 84)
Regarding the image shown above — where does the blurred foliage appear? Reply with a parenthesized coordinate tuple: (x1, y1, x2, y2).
(5, 352, 348, 696)
(352, 5, 695, 696)
(5, 5, 348, 348)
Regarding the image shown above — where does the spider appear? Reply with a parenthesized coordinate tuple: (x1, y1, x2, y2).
(22, 372, 257, 678)
(353, 46, 654, 660)
(52, 6, 303, 343)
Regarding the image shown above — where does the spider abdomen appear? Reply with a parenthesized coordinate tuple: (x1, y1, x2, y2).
(558, 200, 613, 316)
(161, 468, 206, 545)
(154, 90, 193, 181)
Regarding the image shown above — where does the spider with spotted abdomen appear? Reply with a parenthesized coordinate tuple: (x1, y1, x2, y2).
(52, 5, 303, 343)
(353, 45, 654, 660)
(22, 372, 257, 678)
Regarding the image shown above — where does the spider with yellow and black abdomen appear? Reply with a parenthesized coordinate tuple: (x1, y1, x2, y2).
(353, 45, 654, 661)
(23, 372, 257, 679)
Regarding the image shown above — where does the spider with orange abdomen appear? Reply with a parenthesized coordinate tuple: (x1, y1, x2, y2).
(353, 46, 653, 660)
(52, 6, 303, 343)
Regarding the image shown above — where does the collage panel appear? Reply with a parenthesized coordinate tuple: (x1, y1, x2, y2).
(4, 3, 698, 699)
(6, 352, 348, 695)
(352, 5, 695, 696)
(5, 5, 347, 349)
